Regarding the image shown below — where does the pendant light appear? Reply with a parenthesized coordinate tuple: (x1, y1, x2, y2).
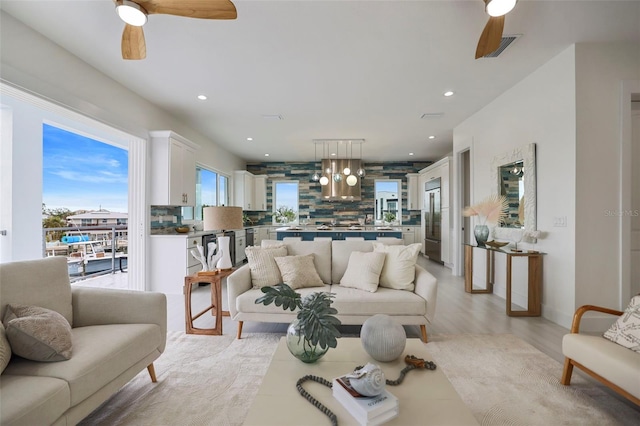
(319, 142, 329, 186)
(343, 141, 351, 175)
(311, 142, 320, 182)
(332, 141, 343, 182)
(346, 141, 357, 186)
(356, 141, 366, 178)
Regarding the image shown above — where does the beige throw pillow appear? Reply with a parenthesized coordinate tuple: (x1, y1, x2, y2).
(373, 243, 422, 291)
(2, 304, 73, 362)
(0, 323, 11, 373)
(603, 294, 640, 353)
(246, 245, 288, 288)
(340, 251, 386, 293)
(274, 254, 325, 290)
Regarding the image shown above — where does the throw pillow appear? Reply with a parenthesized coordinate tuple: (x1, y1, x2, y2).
(603, 294, 640, 353)
(373, 243, 422, 291)
(246, 245, 288, 288)
(340, 251, 386, 293)
(2, 304, 73, 362)
(274, 254, 325, 290)
(0, 323, 11, 373)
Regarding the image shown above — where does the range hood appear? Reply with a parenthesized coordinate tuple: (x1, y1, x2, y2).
(320, 159, 362, 201)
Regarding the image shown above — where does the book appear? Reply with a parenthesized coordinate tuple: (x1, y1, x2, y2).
(332, 376, 398, 425)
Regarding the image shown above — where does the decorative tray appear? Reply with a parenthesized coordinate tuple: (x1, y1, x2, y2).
(287, 226, 303, 230)
(485, 240, 509, 249)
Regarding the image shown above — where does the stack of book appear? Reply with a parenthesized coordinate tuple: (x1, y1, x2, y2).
(332, 374, 399, 425)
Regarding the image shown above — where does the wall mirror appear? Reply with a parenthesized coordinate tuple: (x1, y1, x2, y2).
(490, 143, 536, 235)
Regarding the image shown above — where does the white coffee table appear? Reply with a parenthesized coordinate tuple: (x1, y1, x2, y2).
(244, 337, 479, 425)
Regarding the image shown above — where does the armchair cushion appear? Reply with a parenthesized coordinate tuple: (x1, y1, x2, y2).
(603, 294, 640, 353)
(3, 304, 73, 362)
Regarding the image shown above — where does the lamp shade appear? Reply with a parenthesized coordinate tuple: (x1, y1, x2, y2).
(203, 206, 243, 231)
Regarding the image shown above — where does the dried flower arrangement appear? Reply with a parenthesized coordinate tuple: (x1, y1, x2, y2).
(463, 195, 509, 226)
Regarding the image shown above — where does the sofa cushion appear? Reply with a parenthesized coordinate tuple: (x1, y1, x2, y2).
(330, 285, 427, 316)
(236, 285, 332, 314)
(0, 374, 70, 426)
(563, 333, 640, 400)
(3, 304, 73, 362)
(331, 241, 374, 284)
(373, 243, 422, 291)
(0, 323, 11, 373)
(263, 240, 332, 284)
(603, 294, 640, 352)
(3, 323, 163, 406)
(274, 255, 325, 289)
(0, 257, 73, 325)
(246, 245, 287, 288)
(339, 251, 386, 293)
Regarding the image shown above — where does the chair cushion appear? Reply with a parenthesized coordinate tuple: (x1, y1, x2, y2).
(339, 251, 386, 293)
(0, 323, 11, 374)
(246, 245, 287, 288)
(274, 254, 325, 289)
(330, 285, 427, 316)
(0, 374, 70, 426)
(563, 333, 640, 400)
(263, 240, 332, 284)
(236, 285, 332, 314)
(3, 323, 163, 406)
(0, 257, 73, 324)
(603, 294, 640, 352)
(3, 304, 73, 362)
(373, 243, 422, 291)
(331, 241, 374, 284)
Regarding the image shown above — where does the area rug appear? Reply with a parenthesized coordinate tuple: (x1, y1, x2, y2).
(79, 332, 639, 426)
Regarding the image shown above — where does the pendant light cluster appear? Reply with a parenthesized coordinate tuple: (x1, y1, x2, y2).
(312, 140, 365, 187)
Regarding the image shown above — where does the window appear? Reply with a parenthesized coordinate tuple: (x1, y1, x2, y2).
(374, 179, 401, 224)
(194, 166, 230, 220)
(273, 181, 299, 224)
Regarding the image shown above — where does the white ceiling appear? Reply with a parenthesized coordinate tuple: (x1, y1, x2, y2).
(1, 0, 639, 162)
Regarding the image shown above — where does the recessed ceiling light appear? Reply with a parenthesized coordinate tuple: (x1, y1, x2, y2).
(197, 95, 207, 100)
(331, 152, 336, 156)
(264, 153, 270, 157)
(428, 136, 436, 139)
(409, 153, 414, 156)
(247, 137, 253, 141)
(443, 91, 454, 97)
(261, 114, 284, 120)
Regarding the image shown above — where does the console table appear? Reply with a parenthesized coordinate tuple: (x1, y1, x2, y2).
(183, 269, 234, 335)
(464, 244, 545, 317)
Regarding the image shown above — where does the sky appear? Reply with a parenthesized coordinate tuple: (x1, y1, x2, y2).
(42, 124, 128, 213)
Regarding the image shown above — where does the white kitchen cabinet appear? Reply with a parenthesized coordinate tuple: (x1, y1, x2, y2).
(441, 207, 451, 265)
(406, 173, 420, 210)
(149, 235, 202, 294)
(256, 227, 268, 246)
(150, 131, 199, 206)
(441, 161, 450, 209)
(234, 171, 255, 210)
(235, 229, 246, 265)
(402, 226, 416, 245)
(253, 175, 268, 211)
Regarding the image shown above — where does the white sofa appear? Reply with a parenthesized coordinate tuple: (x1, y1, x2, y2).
(227, 239, 438, 342)
(561, 304, 640, 405)
(0, 257, 167, 426)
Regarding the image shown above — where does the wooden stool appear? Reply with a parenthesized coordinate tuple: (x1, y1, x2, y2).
(183, 269, 234, 335)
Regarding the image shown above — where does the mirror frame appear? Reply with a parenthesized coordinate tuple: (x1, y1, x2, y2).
(490, 143, 537, 236)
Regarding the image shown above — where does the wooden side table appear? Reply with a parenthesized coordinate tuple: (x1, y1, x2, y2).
(184, 269, 234, 335)
(464, 244, 545, 317)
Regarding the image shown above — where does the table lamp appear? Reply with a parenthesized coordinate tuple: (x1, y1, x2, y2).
(203, 206, 243, 270)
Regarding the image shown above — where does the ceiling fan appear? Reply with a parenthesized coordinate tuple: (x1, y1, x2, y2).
(114, 0, 237, 60)
(475, 0, 517, 59)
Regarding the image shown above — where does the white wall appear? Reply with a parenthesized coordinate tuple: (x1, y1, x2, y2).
(453, 42, 640, 329)
(0, 11, 244, 262)
(453, 46, 578, 328)
(574, 43, 640, 313)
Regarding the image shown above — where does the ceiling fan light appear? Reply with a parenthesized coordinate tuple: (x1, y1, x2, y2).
(116, 1, 148, 26)
(486, 0, 517, 17)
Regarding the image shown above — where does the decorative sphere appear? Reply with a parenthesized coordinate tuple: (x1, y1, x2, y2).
(361, 314, 406, 362)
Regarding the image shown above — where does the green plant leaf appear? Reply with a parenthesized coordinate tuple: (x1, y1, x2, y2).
(254, 283, 301, 311)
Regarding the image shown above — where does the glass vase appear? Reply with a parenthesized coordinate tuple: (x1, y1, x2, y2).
(474, 225, 490, 247)
(286, 319, 328, 363)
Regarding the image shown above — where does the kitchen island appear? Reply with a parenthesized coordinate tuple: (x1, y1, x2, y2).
(276, 226, 402, 241)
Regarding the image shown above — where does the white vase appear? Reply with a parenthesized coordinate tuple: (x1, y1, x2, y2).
(360, 314, 406, 362)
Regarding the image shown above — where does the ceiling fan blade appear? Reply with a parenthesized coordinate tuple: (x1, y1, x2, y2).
(475, 15, 505, 59)
(122, 24, 146, 60)
(137, 0, 237, 19)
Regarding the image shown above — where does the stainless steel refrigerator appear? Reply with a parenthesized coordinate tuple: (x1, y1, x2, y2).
(424, 178, 442, 263)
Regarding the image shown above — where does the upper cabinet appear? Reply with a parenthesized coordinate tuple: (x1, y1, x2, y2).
(150, 131, 199, 206)
(234, 171, 267, 211)
(406, 173, 420, 210)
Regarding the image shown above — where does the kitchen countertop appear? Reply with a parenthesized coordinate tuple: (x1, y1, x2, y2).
(276, 226, 403, 232)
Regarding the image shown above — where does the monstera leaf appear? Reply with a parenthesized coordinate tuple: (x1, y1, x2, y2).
(255, 283, 342, 349)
